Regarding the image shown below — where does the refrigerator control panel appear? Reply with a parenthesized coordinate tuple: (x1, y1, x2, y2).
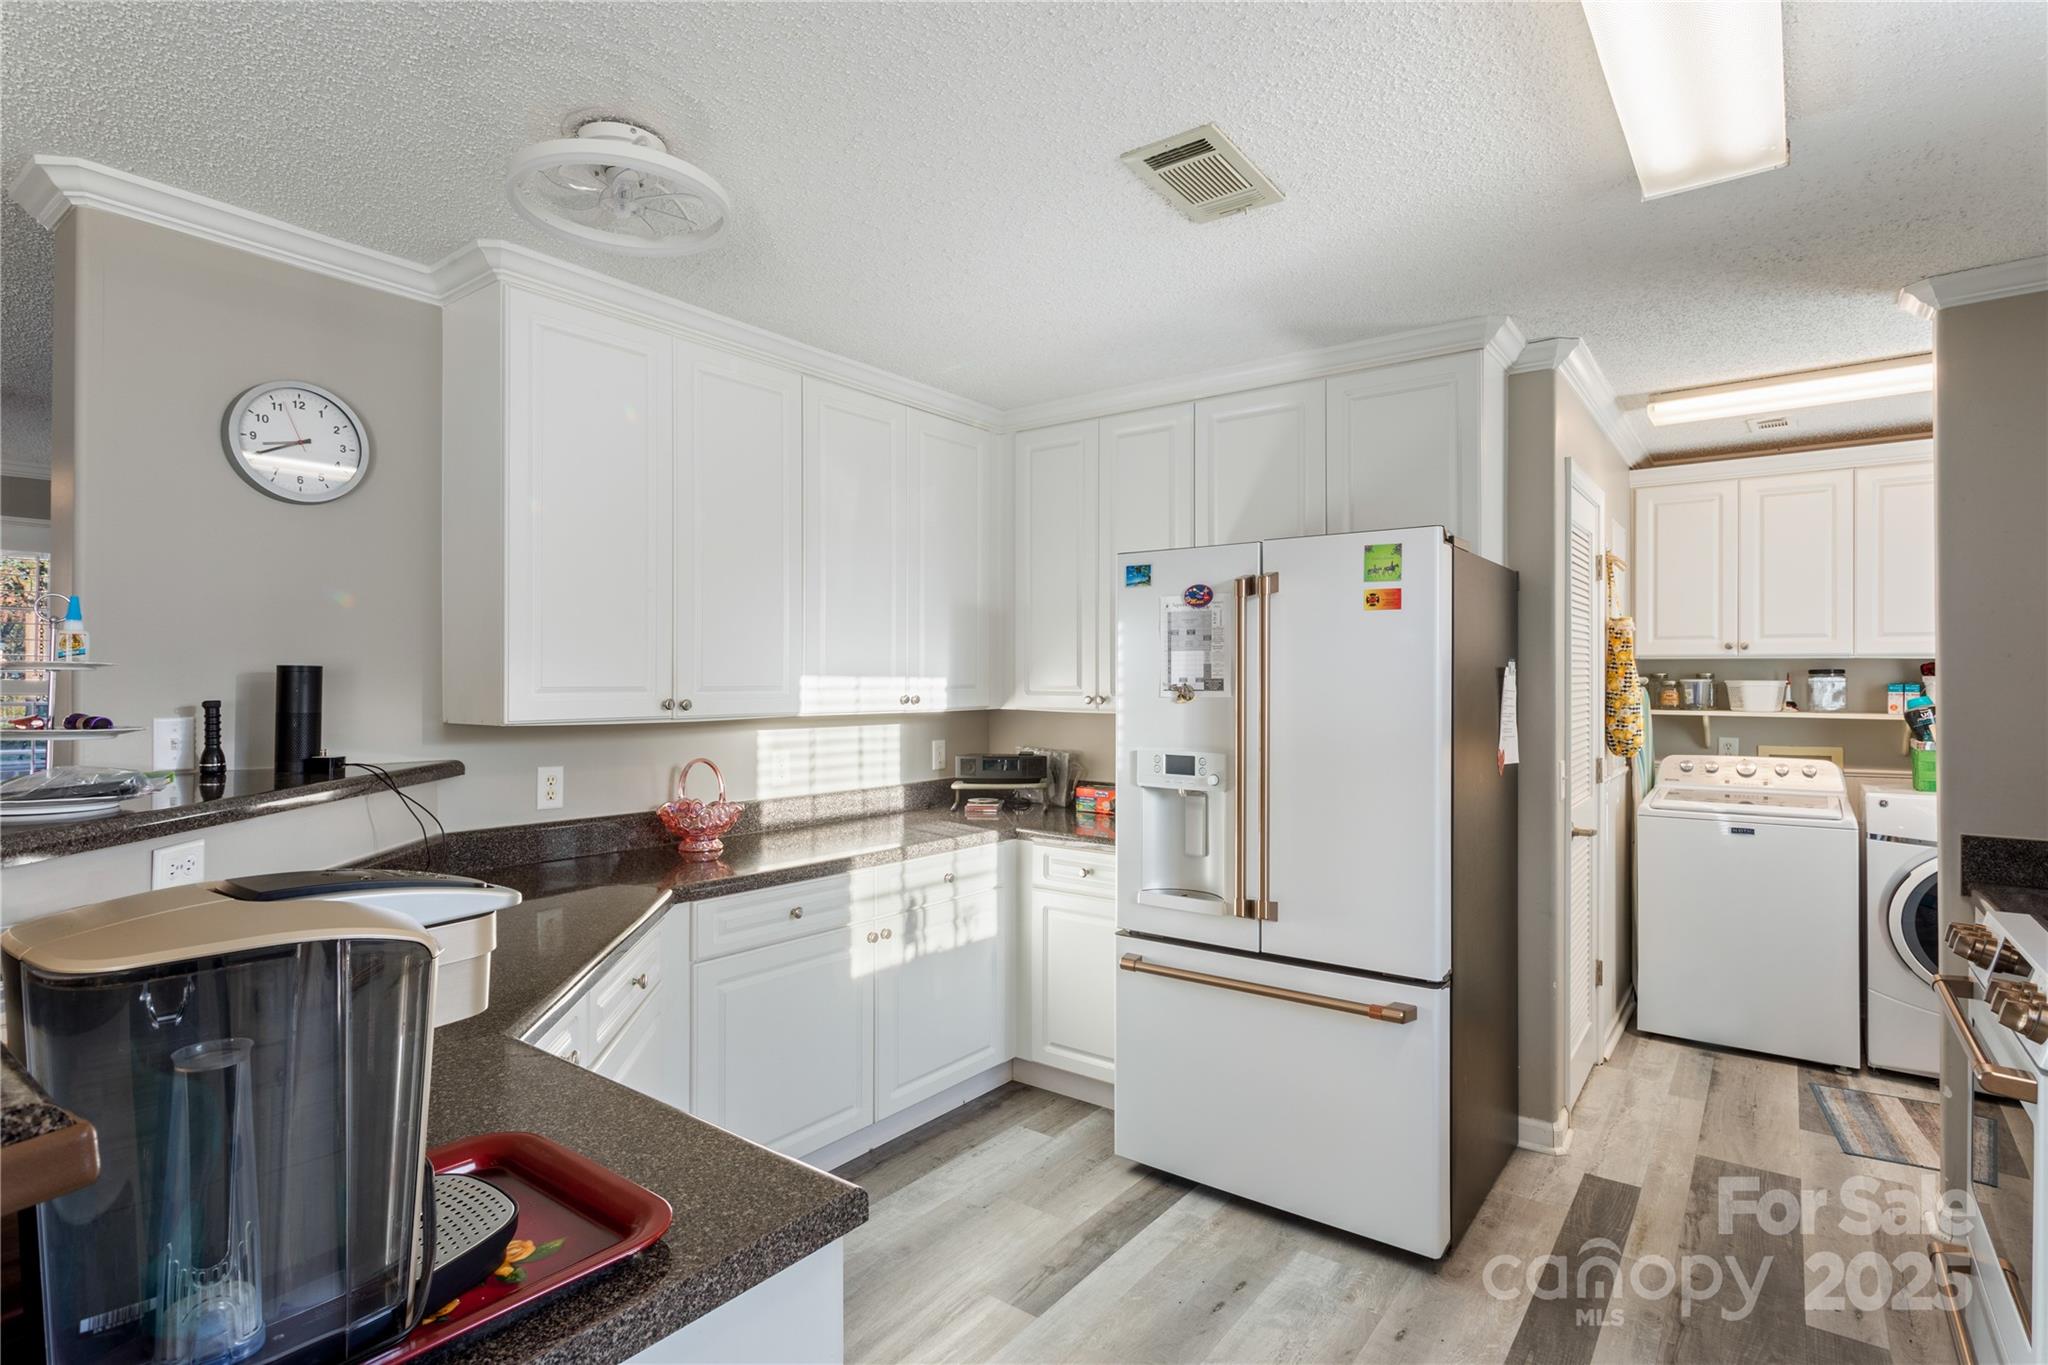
(1135, 748, 1225, 789)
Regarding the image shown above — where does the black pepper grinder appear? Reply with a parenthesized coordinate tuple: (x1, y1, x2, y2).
(198, 699, 227, 798)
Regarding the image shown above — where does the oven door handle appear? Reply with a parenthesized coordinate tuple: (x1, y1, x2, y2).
(1928, 1241, 1978, 1365)
(1934, 975, 2040, 1104)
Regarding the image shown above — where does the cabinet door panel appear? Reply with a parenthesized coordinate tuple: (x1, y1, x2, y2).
(1193, 381, 1327, 544)
(1012, 422, 1099, 709)
(875, 892, 1008, 1118)
(591, 994, 680, 1108)
(1098, 405, 1194, 706)
(1027, 892, 1116, 1083)
(1634, 482, 1738, 657)
(1326, 358, 1476, 538)
(909, 411, 994, 710)
(692, 928, 874, 1156)
(675, 344, 804, 717)
(504, 292, 675, 721)
(803, 379, 908, 713)
(1739, 469, 1854, 656)
(1854, 462, 1936, 656)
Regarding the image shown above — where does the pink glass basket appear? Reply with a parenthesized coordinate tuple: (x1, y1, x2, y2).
(657, 758, 744, 861)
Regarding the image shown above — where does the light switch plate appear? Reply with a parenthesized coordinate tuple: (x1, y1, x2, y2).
(931, 739, 946, 772)
(152, 716, 194, 770)
(152, 839, 205, 889)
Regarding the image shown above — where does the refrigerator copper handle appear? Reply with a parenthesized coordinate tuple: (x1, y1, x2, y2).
(1934, 975, 2039, 1103)
(1119, 954, 1415, 1022)
(1233, 575, 1252, 918)
(1257, 571, 1278, 921)
(1927, 1241, 1977, 1365)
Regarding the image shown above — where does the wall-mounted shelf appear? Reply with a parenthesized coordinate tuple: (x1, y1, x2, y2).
(1648, 708, 1908, 750)
(6, 727, 143, 742)
(0, 660, 115, 672)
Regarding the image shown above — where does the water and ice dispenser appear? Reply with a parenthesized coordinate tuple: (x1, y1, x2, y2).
(1132, 747, 1231, 912)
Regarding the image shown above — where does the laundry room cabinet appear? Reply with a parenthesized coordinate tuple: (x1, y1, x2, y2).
(1631, 443, 1930, 659)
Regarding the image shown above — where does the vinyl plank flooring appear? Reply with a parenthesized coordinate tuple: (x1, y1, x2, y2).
(1502, 1174, 1641, 1365)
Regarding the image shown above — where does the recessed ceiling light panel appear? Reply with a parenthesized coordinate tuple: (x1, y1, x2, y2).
(507, 118, 731, 256)
(1645, 355, 1933, 427)
(1582, 0, 1788, 200)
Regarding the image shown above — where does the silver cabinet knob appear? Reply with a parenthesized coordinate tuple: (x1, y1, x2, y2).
(910, 695, 921, 705)
(661, 698, 675, 711)
(568, 1049, 580, 1065)
(678, 698, 693, 711)
(899, 694, 911, 705)
(1724, 642, 1735, 651)
(866, 930, 879, 943)
(880, 927, 893, 940)
(1079, 866, 1093, 877)
(788, 906, 803, 919)
(630, 973, 649, 990)
(1738, 642, 1750, 651)
(943, 872, 955, 883)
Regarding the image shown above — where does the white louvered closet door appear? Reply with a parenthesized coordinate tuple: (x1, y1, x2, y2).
(1564, 472, 1605, 1111)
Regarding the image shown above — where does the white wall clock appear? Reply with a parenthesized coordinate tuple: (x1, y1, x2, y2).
(221, 381, 370, 503)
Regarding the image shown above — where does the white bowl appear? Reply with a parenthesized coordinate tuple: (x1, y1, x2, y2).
(1726, 679, 1790, 712)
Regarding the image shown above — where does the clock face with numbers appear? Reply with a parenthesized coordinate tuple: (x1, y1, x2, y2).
(221, 381, 370, 503)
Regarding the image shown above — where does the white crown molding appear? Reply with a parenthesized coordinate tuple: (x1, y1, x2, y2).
(1003, 315, 1526, 432)
(8, 155, 442, 303)
(1505, 336, 1648, 467)
(1897, 255, 2048, 321)
(432, 241, 1004, 428)
(1628, 434, 1932, 488)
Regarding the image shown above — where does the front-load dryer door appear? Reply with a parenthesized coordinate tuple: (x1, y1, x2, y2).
(1885, 857, 1940, 984)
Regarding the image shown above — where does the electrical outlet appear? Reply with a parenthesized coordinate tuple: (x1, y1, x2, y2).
(537, 766, 564, 810)
(152, 839, 205, 889)
(931, 739, 946, 772)
(152, 716, 194, 770)
(1717, 737, 1741, 756)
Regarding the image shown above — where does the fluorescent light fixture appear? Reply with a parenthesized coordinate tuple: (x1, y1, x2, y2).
(1645, 355, 1933, 427)
(1582, 0, 1788, 199)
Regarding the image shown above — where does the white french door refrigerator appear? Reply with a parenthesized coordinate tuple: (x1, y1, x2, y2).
(1112, 526, 1517, 1258)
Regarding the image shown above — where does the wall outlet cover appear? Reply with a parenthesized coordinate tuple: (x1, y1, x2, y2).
(1717, 737, 1741, 755)
(931, 739, 946, 771)
(537, 765, 564, 810)
(152, 716, 195, 770)
(152, 839, 205, 889)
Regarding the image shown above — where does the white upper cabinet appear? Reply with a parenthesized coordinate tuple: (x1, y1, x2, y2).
(1632, 445, 1934, 659)
(1097, 405, 1195, 706)
(1194, 381, 1327, 544)
(803, 378, 911, 713)
(1634, 481, 1739, 657)
(1326, 354, 1499, 557)
(1854, 462, 1936, 656)
(1012, 421, 1100, 710)
(444, 285, 677, 724)
(908, 411, 995, 711)
(1738, 468, 1855, 656)
(673, 341, 803, 719)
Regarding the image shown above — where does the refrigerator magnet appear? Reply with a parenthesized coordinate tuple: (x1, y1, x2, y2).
(1125, 563, 1152, 587)
(1363, 588, 1403, 611)
(1182, 583, 1214, 607)
(1363, 543, 1403, 583)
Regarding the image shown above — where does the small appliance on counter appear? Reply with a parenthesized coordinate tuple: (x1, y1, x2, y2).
(950, 752, 1050, 809)
(273, 664, 323, 778)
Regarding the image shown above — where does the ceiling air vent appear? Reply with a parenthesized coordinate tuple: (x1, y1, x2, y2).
(1121, 123, 1284, 223)
(1745, 415, 1797, 433)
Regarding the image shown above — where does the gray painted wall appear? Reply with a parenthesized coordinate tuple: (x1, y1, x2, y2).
(53, 208, 988, 831)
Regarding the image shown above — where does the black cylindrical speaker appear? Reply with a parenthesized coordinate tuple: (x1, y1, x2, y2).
(274, 664, 323, 777)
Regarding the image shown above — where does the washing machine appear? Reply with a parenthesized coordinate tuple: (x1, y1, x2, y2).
(1636, 754, 1862, 1067)
(1864, 782, 1940, 1076)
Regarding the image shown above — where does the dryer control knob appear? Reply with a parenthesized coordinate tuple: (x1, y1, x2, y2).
(1678, 760, 1694, 773)
(1735, 761, 1758, 778)
(1802, 764, 1818, 778)
(1704, 762, 1719, 774)
(1774, 764, 1790, 777)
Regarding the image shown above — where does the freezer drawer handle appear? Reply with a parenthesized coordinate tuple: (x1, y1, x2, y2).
(1927, 1241, 1977, 1365)
(1118, 953, 1416, 1023)
(1933, 975, 2039, 1103)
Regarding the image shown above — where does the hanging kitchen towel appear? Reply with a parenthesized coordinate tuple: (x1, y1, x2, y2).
(1605, 613, 1643, 759)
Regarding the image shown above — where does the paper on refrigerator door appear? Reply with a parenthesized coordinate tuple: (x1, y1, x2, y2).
(1498, 660, 1520, 772)
(1160, 598, 1230, 695)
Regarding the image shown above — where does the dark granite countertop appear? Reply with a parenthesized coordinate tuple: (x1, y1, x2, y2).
(2, 1043, 100, 1215)
(403, 802, 1113, 1362)
(0, 760, 464, 867)
(2, 1043, 73, 1147)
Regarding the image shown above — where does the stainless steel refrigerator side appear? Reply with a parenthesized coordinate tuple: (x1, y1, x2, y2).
(1447, 544, 1519, 1248)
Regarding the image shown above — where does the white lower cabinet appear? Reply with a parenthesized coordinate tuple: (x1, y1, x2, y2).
(1023, 888, 1118, 1085)
(874, 890, 1009, 1119)
(693, 925, 877, 1156)
(591, 991, 674, 1103)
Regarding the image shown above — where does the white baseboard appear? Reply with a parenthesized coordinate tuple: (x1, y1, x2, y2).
(1602, 990, 1637, 1061)
(802, 1064, 1013, 1171)
(1516, 1110, 1574, 1156)
(1012, 1059, 1114, 1109)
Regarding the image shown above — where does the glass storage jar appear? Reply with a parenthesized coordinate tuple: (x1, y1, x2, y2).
(1806, 668, 1847, 712)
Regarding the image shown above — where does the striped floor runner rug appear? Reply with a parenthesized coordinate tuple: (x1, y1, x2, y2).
(1810, 1081, 2000, 1185)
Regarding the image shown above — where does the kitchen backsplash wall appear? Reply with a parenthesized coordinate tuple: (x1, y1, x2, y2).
(1643, 656, 1928, 770)
(51, 208, 991, 832)
(986, 709, 1116, 787)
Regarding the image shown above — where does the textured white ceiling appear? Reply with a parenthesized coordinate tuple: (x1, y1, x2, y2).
(3, 1, 2043, 469)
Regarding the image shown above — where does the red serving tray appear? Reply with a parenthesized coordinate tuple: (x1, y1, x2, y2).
(365, 1132, 673, 1365)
